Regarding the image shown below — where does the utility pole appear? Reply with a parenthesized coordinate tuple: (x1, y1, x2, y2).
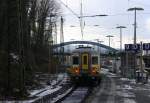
(128, 7, 144, 44)
(116, 26, 126, 51)
(106, 35, 114, 47)
(80, 0, 84, 40)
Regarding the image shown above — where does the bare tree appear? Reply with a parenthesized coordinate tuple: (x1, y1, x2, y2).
(0, 0, 60, 98)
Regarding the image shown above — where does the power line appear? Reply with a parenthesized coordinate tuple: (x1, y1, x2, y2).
(57, 0, 79, 18)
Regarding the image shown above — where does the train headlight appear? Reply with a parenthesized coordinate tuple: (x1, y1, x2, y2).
(91, 67, 97, 75)
(74, 67, 80, 74)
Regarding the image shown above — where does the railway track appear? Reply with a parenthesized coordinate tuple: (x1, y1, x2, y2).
(31, 75, 74, 103)
(30, 74, 94, 103)
(55, 86, 92, 103)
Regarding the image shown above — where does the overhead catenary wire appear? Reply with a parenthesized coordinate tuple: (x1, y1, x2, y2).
(57, 0, 80, 18)
(57, 0, 85, 40)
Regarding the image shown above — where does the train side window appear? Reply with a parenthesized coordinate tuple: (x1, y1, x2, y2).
(92, 56, 98, 64)
(73, 56, 79, 65)
(83, 56, 87, 65)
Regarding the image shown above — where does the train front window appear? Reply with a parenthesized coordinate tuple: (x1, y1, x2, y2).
(92, 56, 98, 64)
(73, 56, 79, 65)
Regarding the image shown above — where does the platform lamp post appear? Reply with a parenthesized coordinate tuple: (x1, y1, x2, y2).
(128, 7, 144, 78)
(127, 7, 144, 44)
(106, 35, 114, 71)
(106, 35, 114, 47)
(116, 26, 126, 52)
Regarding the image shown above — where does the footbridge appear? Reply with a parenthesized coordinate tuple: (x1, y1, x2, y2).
(53, 40, 118, 52)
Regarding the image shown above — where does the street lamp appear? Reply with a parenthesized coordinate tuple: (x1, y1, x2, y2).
(128, 7, 144, 78)
(106, 35, 114, 47)
(127, 7, 144, 44)
(116, 26, 126, 51)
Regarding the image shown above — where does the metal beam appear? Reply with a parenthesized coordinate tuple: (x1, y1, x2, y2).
(53, 41, 118, 52)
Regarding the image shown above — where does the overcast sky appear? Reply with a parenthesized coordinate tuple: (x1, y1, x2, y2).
(57, 0, 150, 48)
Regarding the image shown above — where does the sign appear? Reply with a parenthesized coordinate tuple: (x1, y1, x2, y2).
(125, 44, 132, 51)
(125, 43, 150, 51)
(143, 43, 150, 50)
(125, 44, 141, 51)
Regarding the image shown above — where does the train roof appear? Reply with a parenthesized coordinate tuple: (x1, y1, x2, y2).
(72, 46, 99, 54)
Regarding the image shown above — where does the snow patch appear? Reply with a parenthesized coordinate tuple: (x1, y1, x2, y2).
(29, 88, 47, 97)
(117, 91, 135, 98)
(135, 87, 150, 91)
(37, 86, 61, 97)
(116, 85, 133, 90)
(120, 78, 129, 81)
(51, 87, 73, 103)
(123, 85, 133, 90)
(101, 68, 109, 74)
(107, 73, 117, 77)
(124, 98, 136, 103)
(129, 79, 136, 84)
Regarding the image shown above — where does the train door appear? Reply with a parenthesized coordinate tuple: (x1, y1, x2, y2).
(81, 53, 89, 70)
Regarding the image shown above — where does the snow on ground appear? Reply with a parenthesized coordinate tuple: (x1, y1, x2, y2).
(3, 99, 38, 103)
(120, 78, 130, 81)
(51, 87, 73, 103)
(122, 85, 133, 90)
(129, 79, 136, 84)
(37, 86, 61, 97)
(101, 68, 117, 77)
(29, 73, 65, 96)
(120, 77, 137, 85)
(116, 90, 135, 98)
(57, 73, 65, 81)
(107, 73, 117, 77)
(29, 88, 47, 97)
(148, 79, 150, 83)
(100, 68, 109, 74)
(2, 73, 66, 103)
(124, 98, 136, 103)
(116, 85, 133, 90)
(134, 85, 150, 91)
(50, 73, 65, 86)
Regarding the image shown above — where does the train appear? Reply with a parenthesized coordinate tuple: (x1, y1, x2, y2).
(67, 45, 101, 84)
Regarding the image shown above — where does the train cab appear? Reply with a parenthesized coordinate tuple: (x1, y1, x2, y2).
(67, 46, 101, 84)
